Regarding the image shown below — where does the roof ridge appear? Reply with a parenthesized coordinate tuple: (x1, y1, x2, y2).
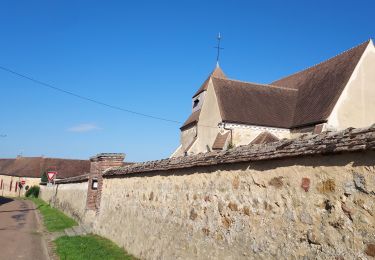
(271, 39, 371, 84)
(1, 157, 88, 160)
(42, 157, 89, 161)
(213, 77, 298, 91)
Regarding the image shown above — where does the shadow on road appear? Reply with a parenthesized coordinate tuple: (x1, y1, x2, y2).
(0, 196, 14, 206)
(0, 197, 42, 213)
(0, 208, 39, 213)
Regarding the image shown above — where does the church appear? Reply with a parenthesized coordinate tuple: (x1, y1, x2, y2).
(172, 39, 375, 157)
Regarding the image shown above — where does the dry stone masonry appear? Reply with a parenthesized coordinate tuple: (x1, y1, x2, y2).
(39, 125, 375, 259)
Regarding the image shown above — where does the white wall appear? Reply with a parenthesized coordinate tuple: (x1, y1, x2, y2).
(328, 40, 375, 129)
(191, 79, 222, 154)
(0, 174, 40, 197)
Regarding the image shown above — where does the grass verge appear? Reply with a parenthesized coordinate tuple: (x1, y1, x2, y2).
(55, 235, 135, 260)
(28, 197, 77, 232)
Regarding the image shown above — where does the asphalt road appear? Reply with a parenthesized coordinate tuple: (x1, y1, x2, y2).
(0, 197, 49, 260)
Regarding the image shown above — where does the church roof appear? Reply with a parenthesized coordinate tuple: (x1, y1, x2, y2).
(272, 39, 370, 127)
(180, 109, 201, 130)
(181, 40, 371, 130)
(213, 78, 297, 128)
(216, 40, 370, 129)
(192, 66, 226, 98)
(212, 132, 230, 150)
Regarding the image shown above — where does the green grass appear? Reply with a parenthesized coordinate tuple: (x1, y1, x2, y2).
(28, 197, 77, 232)
(55, 235, 135, 260)
(28, 198, 135, 259)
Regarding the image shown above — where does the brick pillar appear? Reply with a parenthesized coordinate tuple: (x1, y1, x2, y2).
(86, 153, 125, 212)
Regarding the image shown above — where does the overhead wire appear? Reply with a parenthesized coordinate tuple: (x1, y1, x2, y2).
(0, 65, 220, 129)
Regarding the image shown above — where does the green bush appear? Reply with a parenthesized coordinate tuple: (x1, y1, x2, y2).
(25, 185, 40, 198)
(41, 171, 48, 183)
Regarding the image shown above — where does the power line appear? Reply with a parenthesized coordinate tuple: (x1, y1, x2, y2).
(0, 65, 181, 124)
(0, 65, 220, 129)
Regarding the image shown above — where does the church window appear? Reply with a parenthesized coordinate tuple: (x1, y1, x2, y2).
(193, 99, 199, 108)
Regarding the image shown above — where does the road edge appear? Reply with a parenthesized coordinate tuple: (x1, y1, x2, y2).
(30, 199, 55, 260)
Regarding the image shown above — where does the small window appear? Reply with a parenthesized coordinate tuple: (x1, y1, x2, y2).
(92, 179, 98, 190)
(193, 99, 199, 108)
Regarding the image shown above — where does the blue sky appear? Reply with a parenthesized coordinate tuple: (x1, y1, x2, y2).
(0, 1, 374, 162)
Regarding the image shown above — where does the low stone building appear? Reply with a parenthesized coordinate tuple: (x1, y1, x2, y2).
(172, 39, 375, 156)
(0, 156, 90, 197)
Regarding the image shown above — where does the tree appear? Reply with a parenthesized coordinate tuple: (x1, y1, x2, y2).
(41, 171, 48, 184)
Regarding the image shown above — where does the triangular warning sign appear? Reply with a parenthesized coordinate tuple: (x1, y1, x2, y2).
(47, 171, 57, 181)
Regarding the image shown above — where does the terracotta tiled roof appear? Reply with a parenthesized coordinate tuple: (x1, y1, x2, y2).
(180, 110, 201, 130)
(272, 40, 370, 127)
(250, 131, 279, 145)
(0, 157, 90, 179)
(188, 40, 370, 130)
(105, 125, 375, 177)
(0, 157, 40, 178)
(193, 66, 226, 98)
(212, 132, 230, 150)
(213, 78, 297, 128)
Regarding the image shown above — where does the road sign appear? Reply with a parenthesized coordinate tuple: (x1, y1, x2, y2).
(47, 171, 57, 181)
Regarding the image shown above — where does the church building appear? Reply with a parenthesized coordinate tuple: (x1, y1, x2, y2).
(172, 39, 375, 157)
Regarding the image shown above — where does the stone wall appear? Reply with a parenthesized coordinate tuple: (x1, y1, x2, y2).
(39, 154, 125, 224)
(40, 181, 89, 223)
(86, 154, 125, 211)
(95, 151, 375, 259)
(39, 185, 54, 202)
(37, 126, 375, 259)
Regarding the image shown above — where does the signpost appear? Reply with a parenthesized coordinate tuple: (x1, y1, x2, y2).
(47, 170, 57, 187)
(47, 171, 57, 182)
(18, 178, 26, 197)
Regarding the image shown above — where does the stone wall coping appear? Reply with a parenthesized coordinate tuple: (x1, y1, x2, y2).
(90, 153, 126, 162)
(55, 173, 89, 184)
(105, 124, 375, 177)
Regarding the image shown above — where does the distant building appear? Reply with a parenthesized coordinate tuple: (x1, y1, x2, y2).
(0, 156, 90, 197)
(172, 39, 375, 157)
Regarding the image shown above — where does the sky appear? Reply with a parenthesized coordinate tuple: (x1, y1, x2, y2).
(0, 0, 374, 162)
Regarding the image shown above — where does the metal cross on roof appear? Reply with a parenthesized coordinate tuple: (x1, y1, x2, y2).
(214, 33, 223, 66)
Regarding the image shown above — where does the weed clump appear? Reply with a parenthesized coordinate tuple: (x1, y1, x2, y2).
(25, 185, 40, 198)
